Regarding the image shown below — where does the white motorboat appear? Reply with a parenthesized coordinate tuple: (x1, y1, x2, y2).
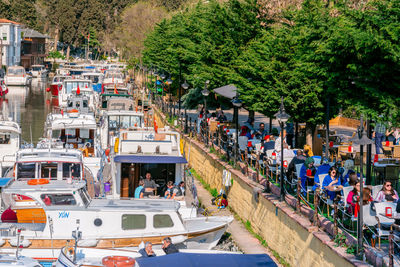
(58, 79, 97, 110)
(4, 66, 30, 86)
(30, 65, 48, 78)
(0, 180, 232, 259)
(103, 71, 125, 86)
(42, 96, 101, 179)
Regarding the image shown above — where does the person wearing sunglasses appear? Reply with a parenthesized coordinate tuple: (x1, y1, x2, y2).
(375, 181, 399, 202)
(322, 166, 344, 201)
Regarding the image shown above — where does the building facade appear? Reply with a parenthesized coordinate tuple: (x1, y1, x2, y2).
(0, 19, 21, 67)
(20, 28, 49, 70)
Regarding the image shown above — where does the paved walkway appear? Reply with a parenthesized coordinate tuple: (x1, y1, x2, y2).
(193, 179, 282, 266)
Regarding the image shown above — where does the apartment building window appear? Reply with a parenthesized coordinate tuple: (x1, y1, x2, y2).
(2, 33, 6, 41)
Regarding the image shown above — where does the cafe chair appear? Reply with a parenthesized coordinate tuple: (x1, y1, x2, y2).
(362, 204, 378, 246)
(312, 156, 322, 166)
(374, 202, 398, 249)
(372, 185, 383, 200)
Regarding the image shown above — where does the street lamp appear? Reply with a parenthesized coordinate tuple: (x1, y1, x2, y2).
(181, 79, 190, 133)
(232, 96, 243, 165)
(159, 73, 167, 112)
(201, 80, 210, 145)
(274, 97, 290, 202)
(349, 115, 374, 260)
(166, 77, 173, 117)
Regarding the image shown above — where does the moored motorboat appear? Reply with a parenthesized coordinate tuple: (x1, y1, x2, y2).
(4, 66, 30, 86)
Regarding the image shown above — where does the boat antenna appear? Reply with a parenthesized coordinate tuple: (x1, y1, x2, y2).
(30, 125, 33, 151)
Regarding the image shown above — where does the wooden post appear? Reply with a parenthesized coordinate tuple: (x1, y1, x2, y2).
(314, 188, 319, 227)
(297, 179, 301, 212)
(256, 152, 260, 183)
(333, 198, 338, 236)
(389, 226, 394, 267)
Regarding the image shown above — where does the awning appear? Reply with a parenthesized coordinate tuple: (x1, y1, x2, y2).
(114, 155, 187, 164)
(135, 253, 277, 267)
(213, 84, 238, 99)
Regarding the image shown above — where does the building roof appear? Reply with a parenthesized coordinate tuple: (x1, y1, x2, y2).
(21, 27, 50, 39)
(0, 19, 20, 25)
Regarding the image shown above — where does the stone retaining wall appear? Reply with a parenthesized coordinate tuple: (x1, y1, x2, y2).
(153, 108, 379, 267)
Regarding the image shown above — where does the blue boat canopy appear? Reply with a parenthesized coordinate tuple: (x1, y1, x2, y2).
(135, 253, 277, 267)
(0, 178, 12, 188)
(114, 155, 187, 164)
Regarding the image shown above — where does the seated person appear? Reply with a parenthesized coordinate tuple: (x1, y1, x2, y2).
(322, 167, 344, 201)
(240, 126, 252, 139)
(254, 123, 268, 139)
(347, 180, 360, 214)
(274, 130, 288, 152)
(164, 181, 183, 199)
(375, 181, 399, 202)
(216, 110, 227, 122)
(313, 159, 331, 191)
(300, 157, 316, 192)
(139, 242, 156, 257)
(287, 149, 306, 181)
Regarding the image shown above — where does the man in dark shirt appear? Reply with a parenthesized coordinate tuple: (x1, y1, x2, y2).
(162, 237, 179, 254)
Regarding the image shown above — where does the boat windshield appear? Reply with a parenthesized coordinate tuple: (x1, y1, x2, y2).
(109, 115, 142, 130)
(8, 68, 24, 76)
(78, 187, 91, 207)
(64, 81, 91, 94)
(62, 163, 81, 179)
(84, 75, 100, 83)
(17, 163, 36, 179)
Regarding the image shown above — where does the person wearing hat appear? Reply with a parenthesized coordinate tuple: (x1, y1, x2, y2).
(300, 157, 316, 193)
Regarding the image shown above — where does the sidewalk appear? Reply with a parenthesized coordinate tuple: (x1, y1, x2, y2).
(193, 178, 283, 266)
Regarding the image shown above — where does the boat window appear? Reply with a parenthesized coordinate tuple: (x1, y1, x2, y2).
(65, 128, 76, 138)
(40, 194, 76, 206)
(83, 100, 88, 108)
(17, 163, 36, 179)
(121, 214, 146, 230)
(32, 66, 42, 71)
(51, 129, 61, 139)
(40, 163, 58, 179)
(62, 163, 81, 179)
(78, 188, 91, 206)
(80, 129, 89, 139)
(0, 133, 11, 144)
(8, 68, 24, 76)
(109, 115, 119, 130)
(153, 214, 174, 228)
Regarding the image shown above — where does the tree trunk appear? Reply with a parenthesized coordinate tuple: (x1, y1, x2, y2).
(269, 117, 272, 133)
(305, 122, 314, 149)
(53, 27, 59, 51)
(248, 110, 254, 121)
(66, 45, 70, 61)
(295, 121, 298, 148)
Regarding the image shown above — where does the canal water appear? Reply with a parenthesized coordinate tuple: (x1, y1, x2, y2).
(4, 77, 53, 144)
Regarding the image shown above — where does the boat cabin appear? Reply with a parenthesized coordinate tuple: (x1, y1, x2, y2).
(59, 79, 93, 106)
(100, 110, 144, 149)
(109, 129, 187, 198)
(44, 111, 98, 157)
(12, 149, 84, 181)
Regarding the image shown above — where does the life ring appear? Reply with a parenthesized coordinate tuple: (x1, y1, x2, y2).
(68, 109, 79, 113)
(102, 256, 135, 267)
(27, 179, 49, 185)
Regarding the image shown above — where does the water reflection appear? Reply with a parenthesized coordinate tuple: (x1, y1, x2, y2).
(5, 78, 52, 144)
